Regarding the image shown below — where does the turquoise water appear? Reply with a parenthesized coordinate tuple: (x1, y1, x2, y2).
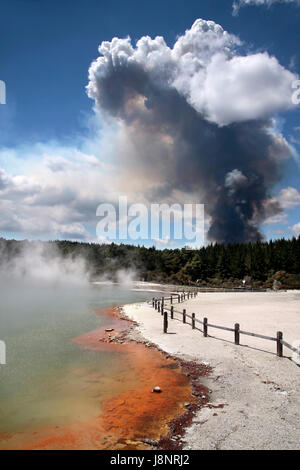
(0, 283, 154, 433)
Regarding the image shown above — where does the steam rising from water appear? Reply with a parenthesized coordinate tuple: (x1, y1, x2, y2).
(0, 240, 137, 288)
(0, 240, 152, 439)
(0, 242, 90, 288)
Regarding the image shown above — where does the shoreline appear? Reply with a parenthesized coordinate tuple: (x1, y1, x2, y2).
(1, 304, 201, 450)
(2, 290, 299, 450)
(85, 305, 213, 450)
(72, 304, 209, 450)
(122, 291, 300, 450)
(115, 305, 212, 450)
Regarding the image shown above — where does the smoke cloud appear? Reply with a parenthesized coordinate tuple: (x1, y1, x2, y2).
(87, 19, 296, 243)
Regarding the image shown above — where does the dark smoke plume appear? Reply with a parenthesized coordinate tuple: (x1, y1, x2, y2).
(87, 19, 295, 243)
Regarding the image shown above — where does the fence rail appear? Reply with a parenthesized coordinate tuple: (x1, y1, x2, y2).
(150, 293, 300, 361)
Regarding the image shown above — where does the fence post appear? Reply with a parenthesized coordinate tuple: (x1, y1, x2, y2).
(277, 331, 283, 357)
(158, 301, 160, 313)
(234, 323, 240, 345)
(171, 305, 174, 319)
(152, 298, 155, 307)
(192, 313, 195, 329)
(171, 295, 173, 304)
(187, 292, 190, 299)
(163, 311, 168, 333)
(183, 309, 186, 324)
(178, 294, 180, 303)
(161, 298, 164, 316)
(203, 317, 208, 337)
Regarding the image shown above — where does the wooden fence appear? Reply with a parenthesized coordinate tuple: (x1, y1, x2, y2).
(151, 293, 300, 360)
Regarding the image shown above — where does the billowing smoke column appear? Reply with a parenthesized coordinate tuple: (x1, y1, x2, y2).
(87, 19, 296, 243)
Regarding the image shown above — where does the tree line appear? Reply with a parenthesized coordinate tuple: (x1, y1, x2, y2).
(0, 236, 299, 288)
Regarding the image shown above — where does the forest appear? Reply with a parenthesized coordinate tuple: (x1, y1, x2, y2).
(0, 236, 300, 289)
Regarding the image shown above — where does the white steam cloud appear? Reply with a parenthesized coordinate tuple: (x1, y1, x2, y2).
(0, 241, 90, 287)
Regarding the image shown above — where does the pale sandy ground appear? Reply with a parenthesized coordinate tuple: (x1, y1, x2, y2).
(123, 290, 300, 450)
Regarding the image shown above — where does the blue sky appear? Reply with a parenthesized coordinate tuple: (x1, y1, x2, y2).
(1, 0, 300, 246)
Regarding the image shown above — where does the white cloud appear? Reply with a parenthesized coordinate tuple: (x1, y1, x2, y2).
(88, 18, 298, 127)
(277, 187, 300, 209)
(0, 137, 171, 241)
(262, 187, 300, 225)
(153, 237, 175, 247)
(0, 142, 122, 241)
(200, 53, 296, 125)
(233, 0, 300, 16)
(263, 212, 288, 225)
(291, 222, 300, 237)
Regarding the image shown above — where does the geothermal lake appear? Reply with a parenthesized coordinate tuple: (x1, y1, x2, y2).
(0, 282, 159, 448)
